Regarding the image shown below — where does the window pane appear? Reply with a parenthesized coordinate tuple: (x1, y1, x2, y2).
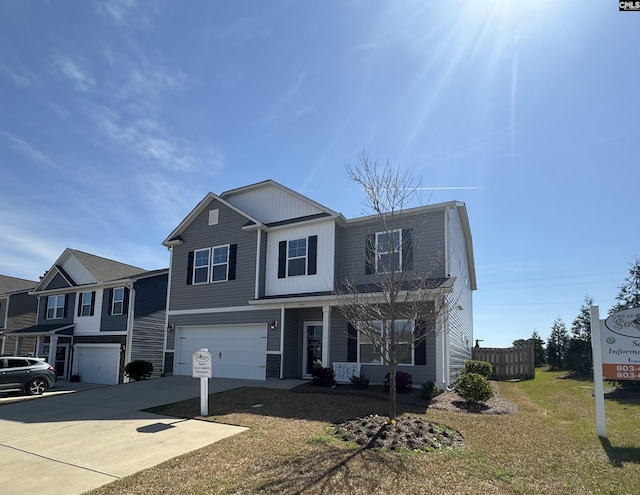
(288, 257, 306, 276)
(113, 288, 124, 302)
(396, 343, 412, 364)
(212, 264, 227, 282)
(360, 343, 382, 364)
(195, 250, 209, 267)
(194, 266, 209, 284)
(212, 246, 228, 264)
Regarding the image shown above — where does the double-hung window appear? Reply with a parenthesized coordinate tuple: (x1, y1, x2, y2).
(78, 291, 93, 317)
(112, 287, 125, 315)
(358, 320, 414, 365)
(287, 238, 307, 276)
(193, 248, 210, 284)
(46, 295, 65, 319)
(211, 245, 229, 282)
(376, 230, 401, 273)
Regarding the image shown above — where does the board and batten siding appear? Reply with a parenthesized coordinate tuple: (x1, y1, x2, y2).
(0, 297, 7, 329)
(59, 255, 98, 285)
(130, 274, 167, 379)
(445, 205, 474, 381)
(73, 289, 103, 334)
(100, 287, 129, 332)
(265, 220, 336, 296)
(224, 186, 325, 224)
(169, 199, 257, 311)
(282, 309, 301, 378)
(2, 292, 38, 355)
(339, 209, 446, 287)
(45, 273, 72, 290)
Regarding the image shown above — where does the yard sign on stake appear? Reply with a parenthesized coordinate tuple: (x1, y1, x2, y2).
(590, 305, 640, 438)
(193, 349, 213, 416)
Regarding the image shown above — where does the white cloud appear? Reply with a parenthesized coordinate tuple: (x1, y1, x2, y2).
(51, 55, 95, 92)
(0, 65, 31, 87)
(0, 130, 60, 170)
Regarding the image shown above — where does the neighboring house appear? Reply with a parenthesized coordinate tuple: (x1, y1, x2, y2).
(0, 275, 39, 356)
(9, 249, 168, 385)
(163, 180, 476, 388)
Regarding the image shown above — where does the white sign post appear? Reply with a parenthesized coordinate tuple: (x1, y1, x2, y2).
(193, 349, 212, 416)
(590, 305, 640, 438)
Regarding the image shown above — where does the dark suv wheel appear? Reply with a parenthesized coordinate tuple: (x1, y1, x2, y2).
(27, 377, 48, 396)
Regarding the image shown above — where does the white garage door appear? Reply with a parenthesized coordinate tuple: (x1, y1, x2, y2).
(176, 325, 267, 380)
(75, 345, 120, 385)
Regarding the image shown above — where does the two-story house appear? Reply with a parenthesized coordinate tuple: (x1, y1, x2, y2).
(9, 249, 168, 385)
(163, 180, 476, 388)
(0, 275, 39, 357)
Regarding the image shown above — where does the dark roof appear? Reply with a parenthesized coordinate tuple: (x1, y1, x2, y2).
(0, 275, 38, 295)
(69, 249, 147, 283)
(265, 212, 331, 228)
(8, 323, 74, 336)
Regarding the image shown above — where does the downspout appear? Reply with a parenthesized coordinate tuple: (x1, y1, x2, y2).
(162, 245, 174, 376)
(124, 281, 135, 382)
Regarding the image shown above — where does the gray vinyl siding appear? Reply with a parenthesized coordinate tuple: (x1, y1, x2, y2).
(169, 199, 258, 311)
(2, 292, 38, 355)
(340, 209, 446, 286)
(282, 309, 300, 378)
(37, 293, 76, 325)
(169, 309, 280, 329)
(0, 297, 6, 328)
(446, 206, 474, 381)
(258, 230, 267, 298)
(45, 273, 72, 290)
(334, 225, 342, 290)
(100, 288, 128, 332)
(130, 274, 167, 379)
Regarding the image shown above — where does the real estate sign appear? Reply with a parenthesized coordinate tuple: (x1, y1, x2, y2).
(600, 308, 640, 381)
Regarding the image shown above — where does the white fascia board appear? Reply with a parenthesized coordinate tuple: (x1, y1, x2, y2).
(345, 201, 457, 225)
(454, 202, 477, 291)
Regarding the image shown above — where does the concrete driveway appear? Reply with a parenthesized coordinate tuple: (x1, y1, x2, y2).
(0, 376, 304, 495)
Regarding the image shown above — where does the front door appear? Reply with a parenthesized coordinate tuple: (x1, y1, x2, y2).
(303, 322, 323, 379)
(55, 344, 69, 379)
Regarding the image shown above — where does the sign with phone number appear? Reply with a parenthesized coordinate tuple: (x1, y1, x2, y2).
(602, 364, 640, 381)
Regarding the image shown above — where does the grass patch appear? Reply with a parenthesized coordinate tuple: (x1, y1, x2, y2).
(87, 370, 640, 495)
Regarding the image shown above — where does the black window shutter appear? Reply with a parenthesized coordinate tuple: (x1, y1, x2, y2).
(402, 228, 414, 271)
(63, 294, 69, 318)
(77, 294, 82, 317)
(123, 288, 130, 315)
(186, 251, 194, 285)
(414, 320, 426, 366)
(107, 289, 113, 315)
(90, 291, 96, 316)
(347, 323, 358, 363)
(228, 244, 237, 280)
(307, 235, 318, 275)
(365, 234, 375, 275)
(277, 241, 287, 279)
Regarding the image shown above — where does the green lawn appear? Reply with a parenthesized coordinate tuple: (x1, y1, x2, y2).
(88, 370, 640, 495)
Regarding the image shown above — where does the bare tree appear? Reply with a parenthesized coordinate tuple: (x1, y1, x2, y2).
(334, 152, 453, 421)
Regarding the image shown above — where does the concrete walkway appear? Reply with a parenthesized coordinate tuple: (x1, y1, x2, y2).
(0, 376, 304, 495)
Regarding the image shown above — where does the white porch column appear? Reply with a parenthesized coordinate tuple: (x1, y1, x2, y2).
(322, 305, 330, 367)
(48, 335, 58, 366)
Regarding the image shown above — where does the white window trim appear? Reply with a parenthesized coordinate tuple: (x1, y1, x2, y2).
(112, 287, 125, 316)
(193, 248, 211, 285)
(357, 319, 415, 366)
(287, 238, 307, 277)
(375, 229, 403, 274)
(47, 295, 65, 320)
(211, 244, 230, 283)
(79, 291, 92, 317)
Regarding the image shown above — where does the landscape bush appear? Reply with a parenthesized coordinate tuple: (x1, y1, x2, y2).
(454, 372, 493, 403)
(312, 367, 336, 387)
(421, 380, 440, 400)
(462, 360, 493, 379)
(384, 371, 413, 392)
(349, 374, 370, 389)
(124, 360, 153, 381)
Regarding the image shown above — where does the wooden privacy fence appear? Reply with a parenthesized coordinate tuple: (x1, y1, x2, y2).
(472, 345, 535, 380)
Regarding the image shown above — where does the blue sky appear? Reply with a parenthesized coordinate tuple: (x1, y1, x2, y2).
(1, 1, 638, 347)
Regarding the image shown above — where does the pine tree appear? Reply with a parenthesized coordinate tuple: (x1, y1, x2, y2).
(610, 256, 640, 314)
(530, 330, 546, 367)
(565, 296, 594, 375)
(546, 318, 568, 370)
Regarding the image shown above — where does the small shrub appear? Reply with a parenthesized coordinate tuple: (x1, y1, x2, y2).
(349, 374, 370, 389)
(454, 372, 493, 403)
(384, 371, 413, 393)
(124, 360, 153, 381)
(421, 380, 440, 400)
(462, 360, 493, 379)
(312, 367, 336, 387)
